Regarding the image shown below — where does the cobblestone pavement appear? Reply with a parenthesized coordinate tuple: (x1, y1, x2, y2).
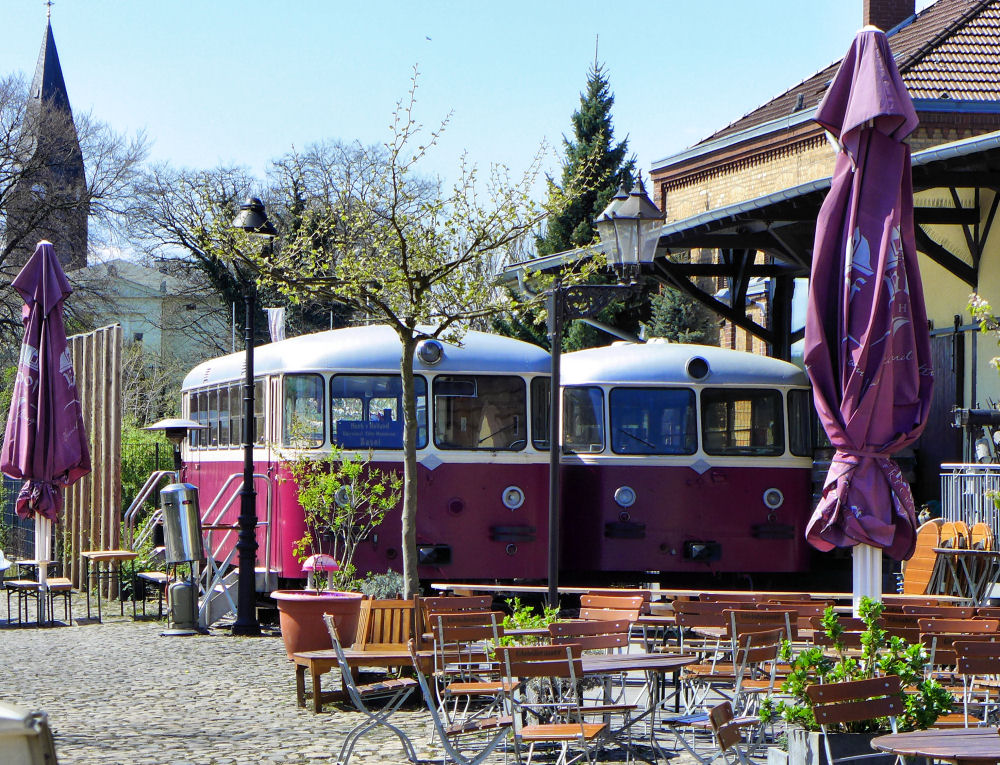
(0, 597, 765, 765)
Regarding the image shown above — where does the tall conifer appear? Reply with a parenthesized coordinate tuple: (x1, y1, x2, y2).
(537, 62, 636, 256)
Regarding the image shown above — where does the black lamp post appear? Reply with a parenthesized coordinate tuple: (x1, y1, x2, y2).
(546, 178, 663, 609)
(230, 196, 276, 637)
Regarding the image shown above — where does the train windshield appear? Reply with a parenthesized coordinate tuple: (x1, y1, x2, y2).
(330, 374, 427, 449)
(283, 374, 325, 447)
(609, 387, 697, 455)
(701, 388, 785, 456)
(434, 375, 527, 451)
(563, 386, 604, 453)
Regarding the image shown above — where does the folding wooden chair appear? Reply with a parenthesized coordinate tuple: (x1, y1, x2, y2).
(419, 595, 494, 649)
(955, 640, 1000, 726)
(578, 594, 642, 623)
(323, 614, 418, 765)
(548, 619, 637, 749)
(408, 640, 513, 765)
(903, 605, 977, 619)
(971, 522, 995, 551)
(429, 610, 511, 732)
(498, 643, 609, 765)
(805, 676, 905, 764)
(709, 701, 752, 765)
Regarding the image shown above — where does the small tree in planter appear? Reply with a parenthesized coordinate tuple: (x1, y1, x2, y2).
(272, 446, 402, 658)
(285, 446, 402, 592)
(761, 597, 952, 763)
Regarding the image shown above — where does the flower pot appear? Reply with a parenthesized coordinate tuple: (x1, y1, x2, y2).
(272, 590, 363, 660)
(787, 728, 928, 765)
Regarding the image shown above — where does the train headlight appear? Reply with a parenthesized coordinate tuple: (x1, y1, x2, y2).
(501, 485, 524, 510)
(614, 486, 636, 509)
(763, 488, 784, 510)
(416, 339, 444, 366)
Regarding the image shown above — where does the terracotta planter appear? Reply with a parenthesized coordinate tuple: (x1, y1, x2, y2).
(272, 590, 363, 660)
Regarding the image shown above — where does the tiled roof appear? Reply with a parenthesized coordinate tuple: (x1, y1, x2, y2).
(698, 0, 993, 145)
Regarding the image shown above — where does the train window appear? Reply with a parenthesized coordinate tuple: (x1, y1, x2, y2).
(330, 374, 427, 449)
(788, 389, 814, 456)
(434, 375, 526, 451)
(283, 374, 324, 447)
(218, 387, 230, 448)
(208, 389, 219, 448)
(701, 388, 784, 456)
(563, 386, 604, 453)
(610, 387, 696, 455)
(196, 390, 209, 448)
(531, 377, 550, 450)
(229, 383, 241, 447)
(186, 392, 198, 449)
(254, 380, 266, 446)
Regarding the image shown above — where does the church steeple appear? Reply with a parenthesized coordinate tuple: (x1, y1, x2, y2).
(29, 20, 74, 119)
(5, 16, 88, 271)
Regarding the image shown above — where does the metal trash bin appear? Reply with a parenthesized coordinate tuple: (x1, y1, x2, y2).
(0, 703, 58, 764)
(159, 483, 204, 564)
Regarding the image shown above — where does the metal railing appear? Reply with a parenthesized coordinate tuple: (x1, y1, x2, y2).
(941, 463, 1000, 530)
(123, 470, 176, 550)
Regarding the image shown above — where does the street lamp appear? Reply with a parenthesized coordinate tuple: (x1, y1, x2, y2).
(546, 178, 663, 609)
(230, 196, 276, 637)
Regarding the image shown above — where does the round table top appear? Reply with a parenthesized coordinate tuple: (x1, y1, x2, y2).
(871, 727, 1000, 763)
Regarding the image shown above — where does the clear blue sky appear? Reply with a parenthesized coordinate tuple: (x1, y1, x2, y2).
(0, 1, 936, 187)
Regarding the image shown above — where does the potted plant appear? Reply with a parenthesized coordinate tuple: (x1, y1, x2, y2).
(272, 445, 402, 659)
(761, 597, 952, 765)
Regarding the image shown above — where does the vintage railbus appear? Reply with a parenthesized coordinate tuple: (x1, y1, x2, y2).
(180, 325, 552, 582)
(180, 327, 815, 585)
(557, 340, 814, 578)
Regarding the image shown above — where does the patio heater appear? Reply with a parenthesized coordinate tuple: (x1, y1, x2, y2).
(144, 417, 205, 479)
(230, 197, 276, 637)
(544, 179, 663, 609)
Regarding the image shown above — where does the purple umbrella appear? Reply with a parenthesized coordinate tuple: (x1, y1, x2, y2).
(1, 241, 90, 596)
(803, 28, 933, 610)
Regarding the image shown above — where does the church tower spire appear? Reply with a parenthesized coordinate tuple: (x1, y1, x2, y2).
(5, 15, 88, 271)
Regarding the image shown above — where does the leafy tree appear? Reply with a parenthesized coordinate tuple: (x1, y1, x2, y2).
(228, 72, 593, 596)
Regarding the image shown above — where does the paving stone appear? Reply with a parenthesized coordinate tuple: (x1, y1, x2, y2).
(0, 597, 757, 764)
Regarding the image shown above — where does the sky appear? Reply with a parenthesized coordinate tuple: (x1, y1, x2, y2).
(0, 0, 938, 191)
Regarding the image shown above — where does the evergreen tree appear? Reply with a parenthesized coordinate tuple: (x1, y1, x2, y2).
(537, 62, 636, 256)
(644, 286, 719, 345)
(531, 61, 648, 351)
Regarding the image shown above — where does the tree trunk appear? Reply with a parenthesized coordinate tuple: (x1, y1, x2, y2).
(398, 333, 420, 598)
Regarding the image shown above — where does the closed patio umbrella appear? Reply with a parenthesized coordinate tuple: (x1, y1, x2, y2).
(803, 27, 933, 613)
(1, 241, 90, 614)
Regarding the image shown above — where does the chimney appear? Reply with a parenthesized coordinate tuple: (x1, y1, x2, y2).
(864, 0, 916, 31)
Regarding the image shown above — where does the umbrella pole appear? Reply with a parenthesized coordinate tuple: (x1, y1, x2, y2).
(35, 514, 50, 624)
(853, 543, 882, 616)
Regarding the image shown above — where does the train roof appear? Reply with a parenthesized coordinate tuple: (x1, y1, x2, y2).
(182, 324, 551, 389)
(560, 341, 810, 387)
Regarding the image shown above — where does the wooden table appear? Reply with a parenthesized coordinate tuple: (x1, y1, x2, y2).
(81, 550, 138, 622)
(293, 647, 433, 713)
(871, 726, 1000, 763)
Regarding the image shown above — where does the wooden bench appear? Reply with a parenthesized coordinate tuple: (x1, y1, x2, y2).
(293, 596, 426, 713)
(293, 647, 431, 713)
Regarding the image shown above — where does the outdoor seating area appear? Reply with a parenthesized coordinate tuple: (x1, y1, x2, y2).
(273, 586, 1000, 764)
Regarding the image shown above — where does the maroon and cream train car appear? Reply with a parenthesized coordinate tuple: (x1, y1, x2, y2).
(180, 325, 551, 583)
(557, 340, 814, 577)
